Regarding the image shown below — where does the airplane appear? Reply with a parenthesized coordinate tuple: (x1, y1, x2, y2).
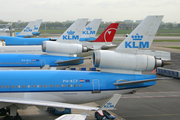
(0, 22, 118, 69)
(0, 22, 13, 32)
(0, 15, 171, 120)
(0, 19, 101, 46)
(15, 19, 42, 38)
(79, 19, 102, 42)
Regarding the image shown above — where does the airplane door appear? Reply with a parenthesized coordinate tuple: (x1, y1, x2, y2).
(41, 59, 46, 67)
(93, 79, 100, 92)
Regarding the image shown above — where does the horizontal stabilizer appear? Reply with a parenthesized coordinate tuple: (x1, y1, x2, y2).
(113, 78, 168, 86)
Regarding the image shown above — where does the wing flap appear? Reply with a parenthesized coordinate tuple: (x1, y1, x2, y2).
(0, 97, 99, 111)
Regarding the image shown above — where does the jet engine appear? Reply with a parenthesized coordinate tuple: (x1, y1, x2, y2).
(92, 50, 163, 71)
(42, 41, 89, 54)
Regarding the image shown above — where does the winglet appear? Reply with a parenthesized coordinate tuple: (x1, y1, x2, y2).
(100, 94, 121, 110)
(93, 23, 119, 42)
(97, 94, 121, 116)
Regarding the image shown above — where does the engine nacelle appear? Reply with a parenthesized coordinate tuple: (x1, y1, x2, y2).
(92, 50, 163, 71)
(42, 41, 89, 54)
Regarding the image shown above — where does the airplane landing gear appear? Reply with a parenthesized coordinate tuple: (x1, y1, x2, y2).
(0, 108, 7, 116)
(3, 113, 22, 120)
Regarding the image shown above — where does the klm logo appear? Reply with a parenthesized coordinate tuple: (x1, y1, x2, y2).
(104, 102, 114, 108)
(34, 25, 38, 30)
(24, 27, 32, 32)
(125, 33, 149, 48)
(63, 30, 79, 40)
(82, 27, 95, 35)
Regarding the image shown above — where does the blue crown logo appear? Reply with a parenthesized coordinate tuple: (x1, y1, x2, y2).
(131, 33, 143, 40)
(107, 102, 112, 105)
(67, 30, 75, 35)
(86, 27, 92, 30)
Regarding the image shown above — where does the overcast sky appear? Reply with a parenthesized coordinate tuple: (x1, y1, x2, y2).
(0, 0, 179, 23)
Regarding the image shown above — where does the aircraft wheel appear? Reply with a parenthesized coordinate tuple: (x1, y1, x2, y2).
(3, 114, 12, 120)
(0, 108, 7, 116)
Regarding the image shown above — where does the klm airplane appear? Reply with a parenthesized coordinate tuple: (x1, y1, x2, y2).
(0, 16, 170, 120)
(0, 20, 119, 70)
(16, 19, 42, 38)
(0, 19, 101, 46)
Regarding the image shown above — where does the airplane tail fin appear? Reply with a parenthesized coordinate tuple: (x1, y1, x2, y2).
(33, 19, 42, 32)
(81, 19, 102, 39)
(17, 21, 35, 37)
(93, 23, 119, 42)
(56, 19, 88, 42)
(115, 15, 163, 52)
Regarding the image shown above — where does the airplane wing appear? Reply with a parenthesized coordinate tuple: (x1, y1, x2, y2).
(0, 97, 99, 111)
(55, 58, 91, 64)
(113, 78, 167, 86)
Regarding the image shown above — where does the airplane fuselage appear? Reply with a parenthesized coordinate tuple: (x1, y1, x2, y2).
(0, 36, 50, 45)
(0, 54, 83, 67)
(0, 70, 156, 104)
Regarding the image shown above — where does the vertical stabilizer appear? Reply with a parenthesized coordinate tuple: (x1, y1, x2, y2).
(93, 23, 119, 42)
(115, 15, 163, 52)
(33, 19, 42, 32)
(81, 19, 102, 38)
(17, 21, 35, 37)
(56, 19, 88, 42)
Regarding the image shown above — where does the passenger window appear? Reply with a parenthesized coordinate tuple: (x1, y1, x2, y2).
(59, 85, 61, 87)
(22, 85, 23, 88)
(25, 85, 26, 88)
(56, 85, 58, 87)
(50, 85, 52, 87)
(28, 85, 30, 88)
(37, 85, 39, 88)
(80, 84, 82, 87)
(34, 85, 36, 88)
(44, 85, 46, 88)
(62, 85, 64, 87)
(18, 85, 20, 88)
(65, 85, 67, 87)
(15, 85, 17, 88)
(68, 85, 70, 87)
(71, 85, 73, 87)
(12, 85, 14, 88)
(47, 85, 48, 87)
(9, 85, 11, 88)
(77, 85, 79, 87)
(41, 85, 42, 88)
(31, 85, 33, 88)
(74, 85, 76, 87)
(6, 85, 8, 88)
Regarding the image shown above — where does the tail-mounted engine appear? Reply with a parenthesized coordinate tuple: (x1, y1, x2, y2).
(42, 41, 89, 54)
(92, 50, 163, 71)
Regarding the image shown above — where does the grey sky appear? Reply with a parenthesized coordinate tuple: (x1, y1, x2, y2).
(0, 0, 179, 23)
